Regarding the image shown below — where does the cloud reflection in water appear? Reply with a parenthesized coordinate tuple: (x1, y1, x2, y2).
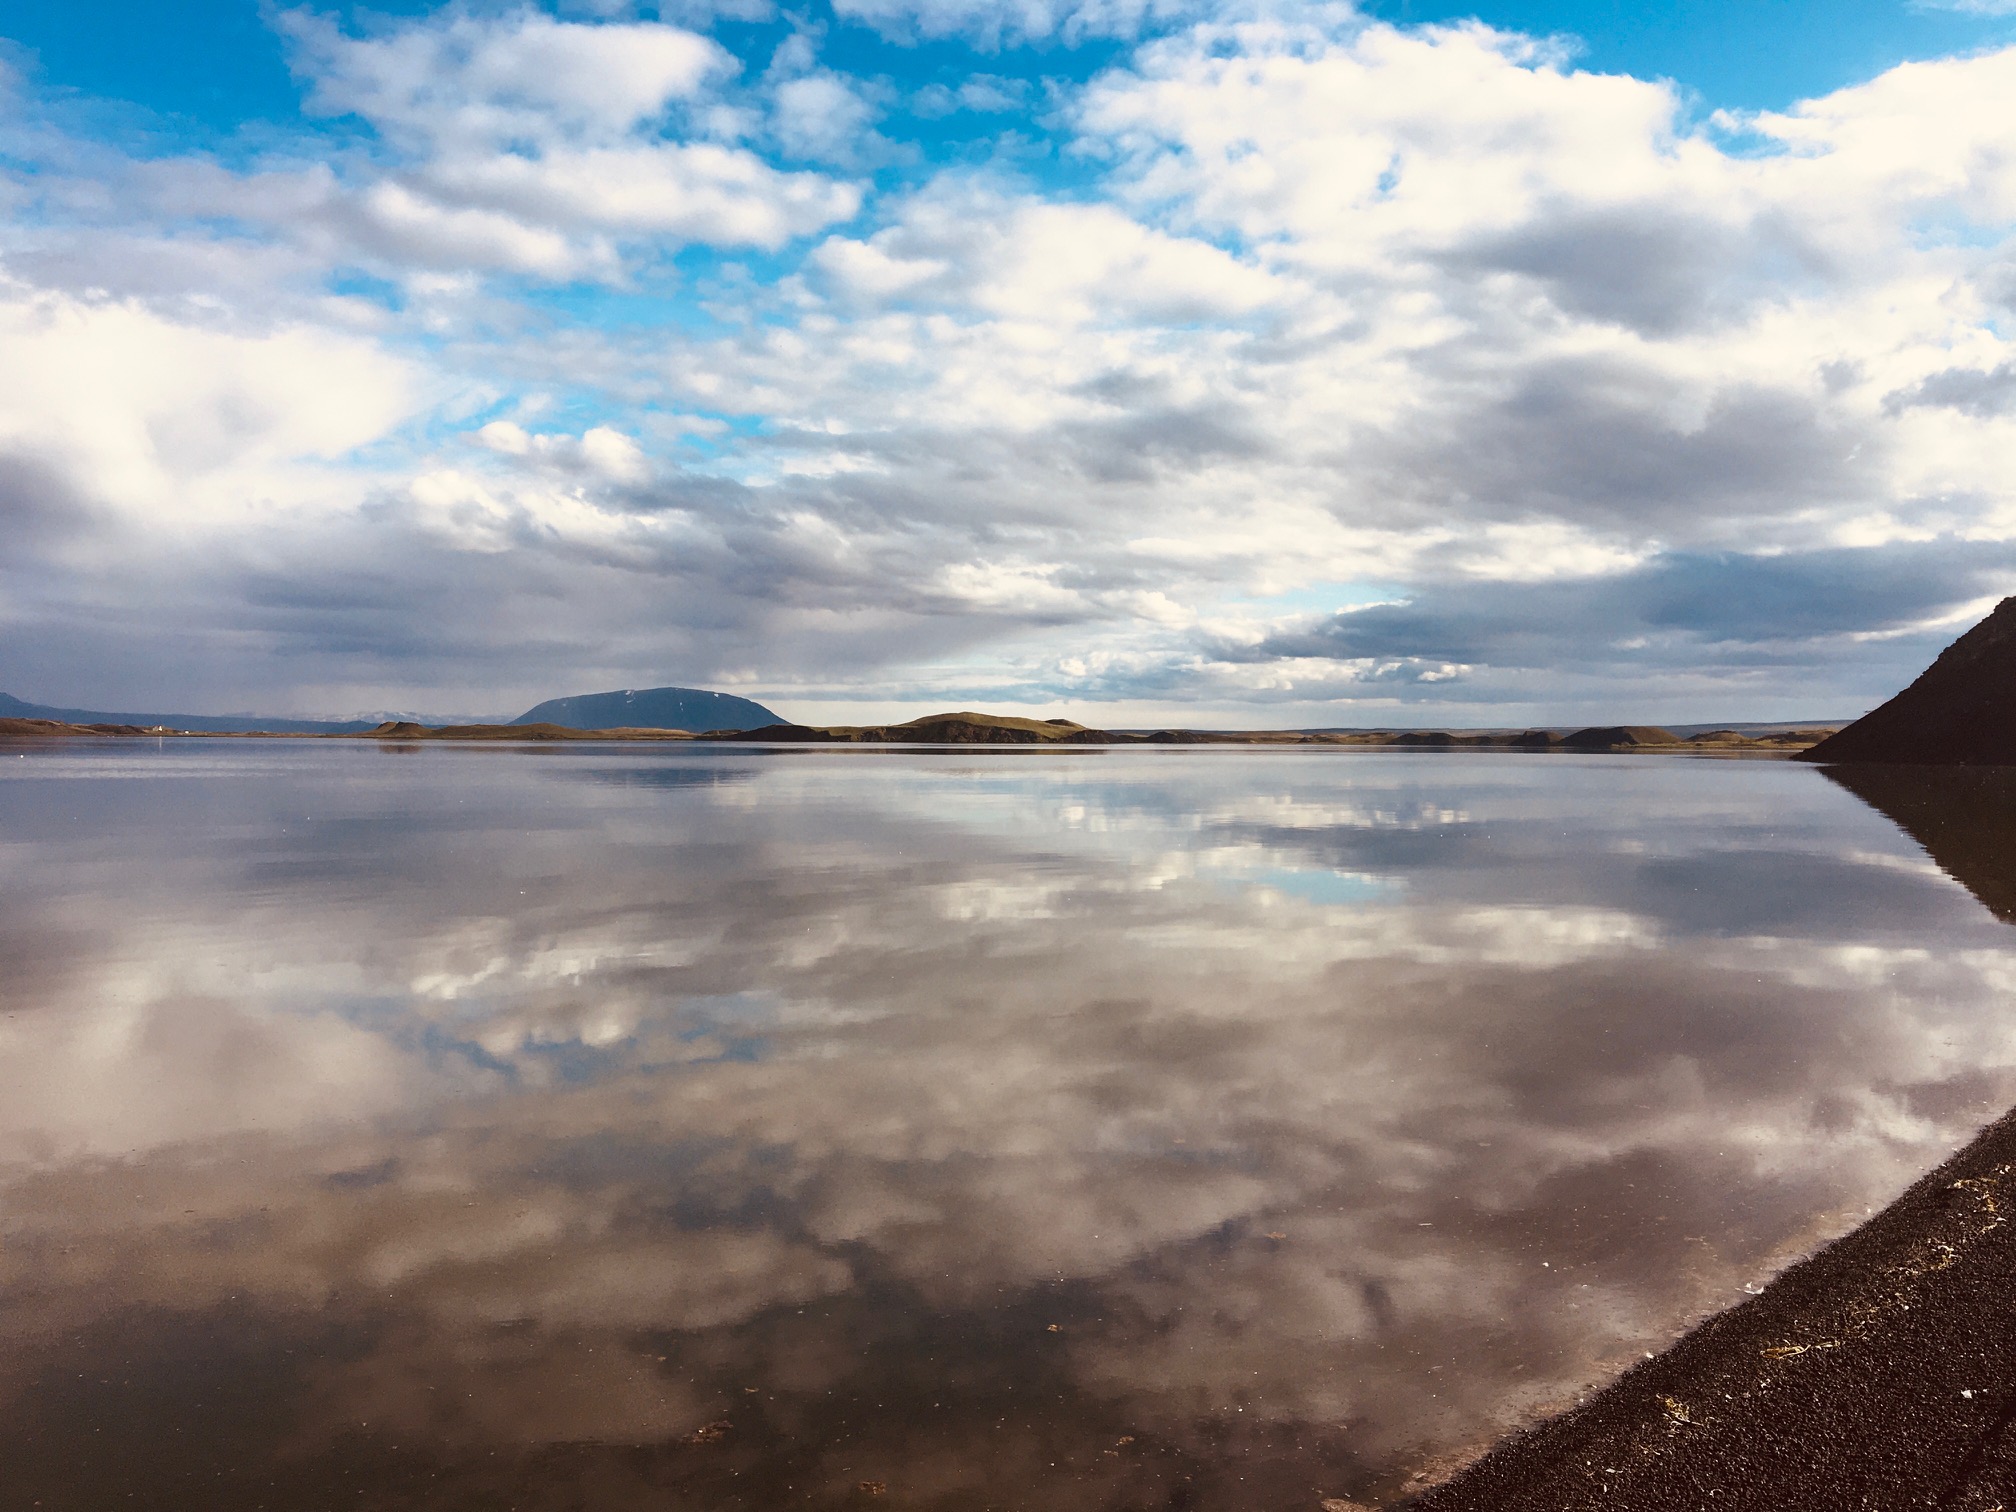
(1, 742, 2013, 1510)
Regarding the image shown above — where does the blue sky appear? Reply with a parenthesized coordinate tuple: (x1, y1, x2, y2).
(1, 0, 2014, 723)
(7, 0, 2013, 126)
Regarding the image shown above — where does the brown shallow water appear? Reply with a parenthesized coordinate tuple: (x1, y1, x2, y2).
(1, 741, 2013, 1511)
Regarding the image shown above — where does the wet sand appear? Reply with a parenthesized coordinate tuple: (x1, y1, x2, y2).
(1406, 1101, 2016, 1511)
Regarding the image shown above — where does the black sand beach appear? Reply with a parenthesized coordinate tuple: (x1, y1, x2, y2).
(1405, 1105, 2016, 1511)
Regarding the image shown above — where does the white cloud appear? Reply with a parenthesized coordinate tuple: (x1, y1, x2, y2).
(284, 9, 732, 145)
(0, 282, 422, 524)
(191, 9, 866, 278)
(474, 420, 650, 483)
(772, 72, 885, 163)
(349, 178, 601, 277)
(814, 187, 1286, 321)
(415, 142, 859, 246)
(1745, 48, 2016, 229)
(1078, 14, 1719, 265)
(401, 453, 677, 556)
(6, 9, 2016, 719)
(911, 73, 1033, 116)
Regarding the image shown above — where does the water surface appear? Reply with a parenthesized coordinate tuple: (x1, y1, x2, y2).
(2, 742, 2013, 1511)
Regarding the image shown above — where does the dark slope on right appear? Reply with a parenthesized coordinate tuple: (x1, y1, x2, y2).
(1799, 595, 2016, 765)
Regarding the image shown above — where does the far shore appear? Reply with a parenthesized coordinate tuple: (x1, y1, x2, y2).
(0, 711, 1840, 754)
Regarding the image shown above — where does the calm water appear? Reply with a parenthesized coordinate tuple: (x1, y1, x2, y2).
(3, 741, 2014, 1511)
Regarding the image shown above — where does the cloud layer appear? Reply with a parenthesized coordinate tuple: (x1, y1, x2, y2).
(2, 3, 2015, 720)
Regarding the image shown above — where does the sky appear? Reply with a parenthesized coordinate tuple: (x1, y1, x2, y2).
(1, 0, 2015, 725)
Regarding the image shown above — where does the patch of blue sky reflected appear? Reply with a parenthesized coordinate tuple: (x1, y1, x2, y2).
(373, 977, 786, 1087)
(1225, 863, 1399, 908)
(672, 990, 780, 1057)
(510, 1019, 766, 1086)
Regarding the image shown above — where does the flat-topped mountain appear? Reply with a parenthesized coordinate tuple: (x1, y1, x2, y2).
(514, 686, 780, 733)
(1799, 596, 2016, 765)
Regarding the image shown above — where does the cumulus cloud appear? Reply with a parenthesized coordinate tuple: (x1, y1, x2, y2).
(1885, 361, 2016, 418)
(771, 70, 887, 163)
(812, 182, 1286, 321)
(107, 10, 867, 282)
(2, 6, 2016, 720)
(475, 420, 649, 479)
(909, 72, 1032, 116)
(283, 8, 732, 142)
(0, 282, 423, 525)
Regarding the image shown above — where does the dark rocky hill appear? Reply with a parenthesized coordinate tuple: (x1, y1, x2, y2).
(514, 686, 780, 733)
(1799, 596, 2016, 765)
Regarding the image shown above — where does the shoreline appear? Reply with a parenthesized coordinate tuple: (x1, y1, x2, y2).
(0, 714, 1836, 754)
(1399, 1101, 2016, 1511)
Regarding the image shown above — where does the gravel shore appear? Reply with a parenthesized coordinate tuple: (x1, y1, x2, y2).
(1404, 1103, 2016, 1511)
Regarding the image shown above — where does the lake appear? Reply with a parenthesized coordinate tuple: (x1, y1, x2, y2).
(2, 741, 2012, 1511)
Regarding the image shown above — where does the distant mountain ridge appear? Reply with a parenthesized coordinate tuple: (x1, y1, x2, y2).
(513, 686, 781, 732)
(0, 684, 776, 735)
(0, 691, 388, 734)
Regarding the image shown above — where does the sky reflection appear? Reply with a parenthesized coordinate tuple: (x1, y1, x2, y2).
(2, 743, 2013, 1510)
